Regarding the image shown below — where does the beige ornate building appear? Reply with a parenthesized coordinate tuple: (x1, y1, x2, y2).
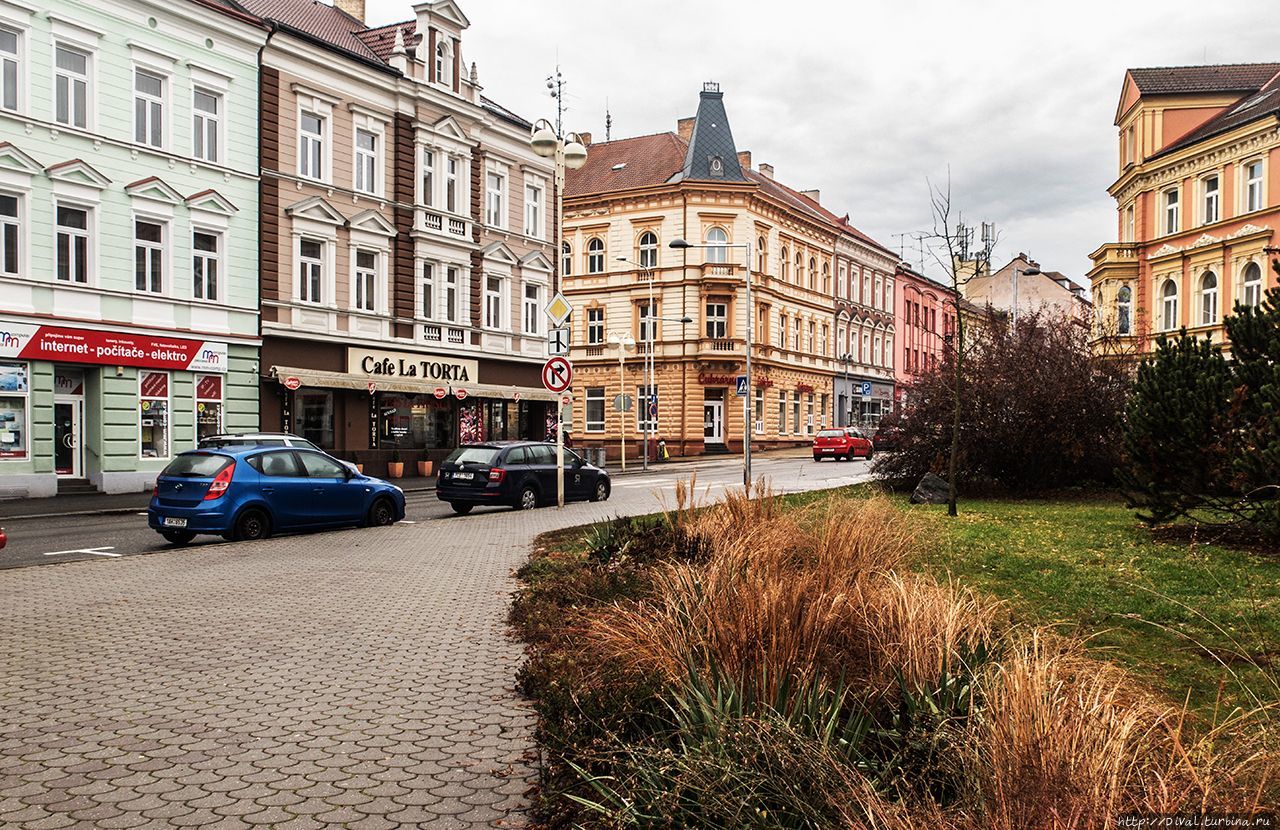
(1089, 63, 1280, 357)
(563, 83, 893, 459)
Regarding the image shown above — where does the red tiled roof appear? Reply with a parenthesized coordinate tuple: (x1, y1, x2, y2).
(1128, 63, 1280, 95)
(1156, 71, 1280, 158)
(356, 19, 418, 61)
(238, 0, 379, 62)
(565, 132, 688, 197)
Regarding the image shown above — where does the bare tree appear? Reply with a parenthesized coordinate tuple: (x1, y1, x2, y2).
(921, 176, 997, 517)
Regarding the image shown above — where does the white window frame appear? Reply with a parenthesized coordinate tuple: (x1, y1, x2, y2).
(420, 260, 435, 319)
(1117, 284, 1132, 335)
(1244, 159, 1265, 214)
(1123, 203, 1135, 243)
(54, 201, 90, 284)
(298, 110, 327, 182)
(133, 217, 165, 294)
(1163, 188, 1180, 236)
(0, 189, 21, 277)
(1201, 174, 1220, 225)
(192, 228, 221, 302)
(1242, 262, 1263, 308)
(1199, 271, 1218, 325)
(587, 238, 605, 274)
(638, 300, 656, 344)
(443, 265, 461, 323)
(586, 307, 604, 344)
(421, 147, 436, 207)
(638, 231, 658, 268)
(705, 227, 728, 263)
(435, 40, 450, 88)
(777, 390, 786, 435)
(445, 156, 460, 213)
(352, 248, 378, 313)
(138, 370, 171, 461)
(192, 87, 221, 163)
(1161, 278, 1179, 332)
(133, 66, 166, 150)
(523, 281, 543, 335)
(354, 128, 379, 196)
(484, 273, 506, 330)
(584, 387, 605, 433)
(297, 236, 326, 304)
(0, 24, 21, 114)
(54, 42, 90, 130)
(486, 169, 506, 228)
(524, 179, 544, 238)
(705, 302, 727, 339)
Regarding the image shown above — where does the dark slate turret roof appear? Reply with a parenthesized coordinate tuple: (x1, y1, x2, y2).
(680, 83, 747, 183)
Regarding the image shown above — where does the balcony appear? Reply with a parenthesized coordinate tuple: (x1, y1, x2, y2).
(699, 262, 742, 280)
(695, 337, 744, 358)
(420, 208, 471, 239)
(1087, 243, 1139, 284)
(421, 323, 469, 347)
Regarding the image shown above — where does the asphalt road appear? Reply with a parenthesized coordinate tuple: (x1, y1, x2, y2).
(0, 454, 872, 570)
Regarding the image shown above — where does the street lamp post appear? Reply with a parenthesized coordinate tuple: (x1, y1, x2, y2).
(1011, 265, 1041, 330)
(607, 332, 635, 471)
(669, 237, 754, 488)
(529, 119, 587, 509)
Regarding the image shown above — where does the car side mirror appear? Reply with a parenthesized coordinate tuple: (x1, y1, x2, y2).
(572, 457, 584, 468)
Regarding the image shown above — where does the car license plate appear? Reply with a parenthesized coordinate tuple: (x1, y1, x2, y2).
(163, 517, 188, 528)
(453, 471, 474, 481)
(820, 447, 835, 452)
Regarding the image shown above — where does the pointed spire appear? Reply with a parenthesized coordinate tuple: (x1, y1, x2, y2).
(392, 27, 406, 55)
(681, 82, 747, 183)
(470, 61, 478, 85)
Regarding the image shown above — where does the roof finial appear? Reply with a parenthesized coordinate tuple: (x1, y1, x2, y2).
(470, 61, 478, 85)
(391, 27, 405, 56)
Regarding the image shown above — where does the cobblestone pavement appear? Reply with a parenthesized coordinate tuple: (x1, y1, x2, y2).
(0, 458, 869, 828)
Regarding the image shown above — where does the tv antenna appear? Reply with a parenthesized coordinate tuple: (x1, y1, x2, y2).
(546, 66, 566, 137)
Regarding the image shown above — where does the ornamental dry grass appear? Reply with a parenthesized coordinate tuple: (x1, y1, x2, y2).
(576, 487, 1279, 827)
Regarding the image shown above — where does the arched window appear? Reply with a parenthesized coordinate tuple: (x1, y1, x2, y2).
(1199, 271, 1218, 325)
(822, 262, 830, 294)
(1116, 285, 1132, 335)
(808, 257, 817, 289)
(756, 236, 766, 272)
(561, 242, 572, 277)
(780, 246, 789, 281)
(435, 42, 450, 87)
(795, 252, 803, 284)
(1242, 262, 1263, 308)
(705, 227, 728, 263)
(863, 273, 871, 306)
(587, 237, 605, 274)
(637, 231, 658, 269)
(1161, 278, 1179, 331)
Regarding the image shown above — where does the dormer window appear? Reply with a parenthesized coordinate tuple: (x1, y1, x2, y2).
(435, 42, 450, 88)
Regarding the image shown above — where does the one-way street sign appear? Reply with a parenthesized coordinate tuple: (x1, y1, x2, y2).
(548, 326, 570, 356)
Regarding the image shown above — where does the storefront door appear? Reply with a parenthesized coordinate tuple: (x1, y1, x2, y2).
(703, 390, 724, 445)
(54, 399, 82, 478)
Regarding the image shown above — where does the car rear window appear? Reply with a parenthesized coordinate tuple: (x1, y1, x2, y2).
(817, 429, 844, 438)
(444, 447, 500, 466)
(161, 453, 232, 478)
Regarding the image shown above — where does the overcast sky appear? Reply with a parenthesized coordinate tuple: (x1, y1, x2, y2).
(367, 0, 1280, 285)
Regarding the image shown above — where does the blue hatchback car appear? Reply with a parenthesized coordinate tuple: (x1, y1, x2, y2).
(148, 447, 406, 545)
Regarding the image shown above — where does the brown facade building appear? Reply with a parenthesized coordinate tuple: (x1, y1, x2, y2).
(242, 0, 557, 474)
(562, 83, 895, 460)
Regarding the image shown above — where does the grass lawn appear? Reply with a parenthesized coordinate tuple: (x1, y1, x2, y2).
(903, 493, 1280, 715)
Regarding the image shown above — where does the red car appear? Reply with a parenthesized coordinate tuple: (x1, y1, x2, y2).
(812, 428, 873, 461)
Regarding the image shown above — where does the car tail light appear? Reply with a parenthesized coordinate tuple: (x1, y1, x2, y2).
(204, 462, 235, 500)
(488, 467, 506, 483)
(153, 480, 159, 498)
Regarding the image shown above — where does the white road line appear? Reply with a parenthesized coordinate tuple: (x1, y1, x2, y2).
(43, 546, 120, 558)
(397, 520, 416, 525)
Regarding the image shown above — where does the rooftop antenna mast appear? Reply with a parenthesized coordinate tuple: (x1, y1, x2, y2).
(605, 98, 612, 142)
(546, 66, 565, 138)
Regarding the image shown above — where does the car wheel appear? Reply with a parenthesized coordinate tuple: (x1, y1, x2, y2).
(234, 508, 271, 542)
(813, 455, 822, 462)
(161, 529, 195, 546)
(866, 449, 874, 461)
(591, 479, 610, 502)
(367, 497, 396, 527)
(450, 502, 473, 516)
(516, 485, 539, 511)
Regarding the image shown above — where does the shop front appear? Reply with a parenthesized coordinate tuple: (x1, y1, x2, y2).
(0, 319, 258, 497)
(835, 375, 895, 428)
(261, 339, 555, 478)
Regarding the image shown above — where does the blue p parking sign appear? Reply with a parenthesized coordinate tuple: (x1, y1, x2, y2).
(860, 381, 873, 397)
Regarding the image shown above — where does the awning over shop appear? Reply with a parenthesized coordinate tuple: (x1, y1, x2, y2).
(269, 366, 559, 402)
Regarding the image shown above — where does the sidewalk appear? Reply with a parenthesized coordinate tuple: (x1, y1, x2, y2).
(0, 446, 811, 520)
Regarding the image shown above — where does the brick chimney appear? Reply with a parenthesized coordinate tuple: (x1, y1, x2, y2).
(801, 189, 820, 203)
(677, 117, 695, 143)
(335, 0, 364, 23)
(758, 163, 774, 179)
(578, 131, 592, 146)
(736, 150, 751, 171)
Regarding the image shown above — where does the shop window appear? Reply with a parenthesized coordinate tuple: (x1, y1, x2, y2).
(293, 390, 333, 448)
(459, 402, 484, 443)
(792, 391, 801, 435)
(139, 371, 170, 459)
(754, 388, 763, 434)
(0, 361, 28, 459)
(806, 394, 815, 434)
(585, 387, 605, 432)
(195, 374, 223, 442)
(777, 390, 786, 434)
(378, 393, 455, 450)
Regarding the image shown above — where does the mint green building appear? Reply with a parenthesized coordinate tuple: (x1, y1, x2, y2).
(0, 0, 267, 495)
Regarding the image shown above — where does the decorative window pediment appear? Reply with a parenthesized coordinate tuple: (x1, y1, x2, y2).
(481, 240, 519, 265)
(284, 195, 344, 225)
(45, 158, 110, 189)
(348, 208, 396, 237)
(186, 188, 238, 215)
(125, 176, 183, 204)
(519, 250, 553, 272)
(431, 115, 469, 143)
(429, 0, 471, 29)
(0, 143, 43, 176)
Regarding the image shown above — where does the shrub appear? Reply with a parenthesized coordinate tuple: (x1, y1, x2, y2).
(874, 309, 1130, 492)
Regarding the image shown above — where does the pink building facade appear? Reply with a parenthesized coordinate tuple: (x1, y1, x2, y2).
(894, 264, 956, 410)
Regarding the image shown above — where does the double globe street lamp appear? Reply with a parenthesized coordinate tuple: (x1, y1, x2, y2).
(529, 119, 587, 508)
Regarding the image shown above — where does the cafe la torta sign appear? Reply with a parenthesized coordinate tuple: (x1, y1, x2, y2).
(347, 347, 478, 384)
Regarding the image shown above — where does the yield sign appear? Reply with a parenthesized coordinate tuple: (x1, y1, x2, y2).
(544, 292, 573, 327)
(542, 356, 573, 393)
